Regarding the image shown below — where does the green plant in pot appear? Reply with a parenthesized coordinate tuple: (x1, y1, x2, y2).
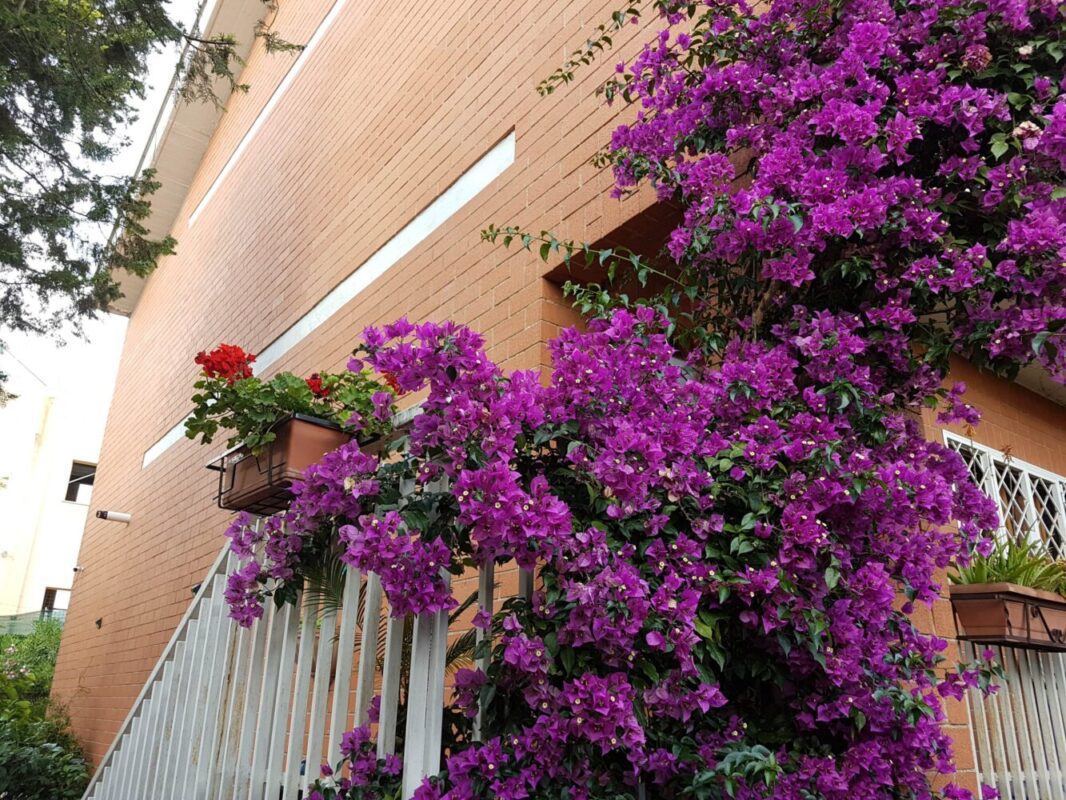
(950, 535, 1066, 594)
(950, 534, 1066, 651)
(184, 343, 395, 452)
(185, 344, 398, 514)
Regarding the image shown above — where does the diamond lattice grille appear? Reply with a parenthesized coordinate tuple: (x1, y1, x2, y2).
(946, 434, 1066, 558)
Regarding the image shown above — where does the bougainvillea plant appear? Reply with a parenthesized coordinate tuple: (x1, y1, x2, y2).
(218, 0, 1063, 798)
(184, 343, 395, 452)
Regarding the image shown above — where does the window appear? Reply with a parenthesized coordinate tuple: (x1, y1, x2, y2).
(65, 462, 96, 503)
(945, 433, 1066, 558)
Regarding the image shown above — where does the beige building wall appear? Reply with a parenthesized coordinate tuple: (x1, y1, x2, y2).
(0, 317, 127, 618)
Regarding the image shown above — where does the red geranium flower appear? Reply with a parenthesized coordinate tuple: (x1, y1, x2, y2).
(306, 373, 330, 398)
(195, 344, 255, 385)
(381, 370, 404, 395)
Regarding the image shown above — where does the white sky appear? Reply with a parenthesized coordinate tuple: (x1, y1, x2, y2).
(0, 0, 203, 396)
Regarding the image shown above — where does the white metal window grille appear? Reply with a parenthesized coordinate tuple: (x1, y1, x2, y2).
(944, 432, 1066, 558)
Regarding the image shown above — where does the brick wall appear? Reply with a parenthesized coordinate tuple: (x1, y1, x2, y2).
(51, 0, 659, 764)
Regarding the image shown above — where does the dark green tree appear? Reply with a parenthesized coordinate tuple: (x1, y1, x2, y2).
(0, 0, 298, 388)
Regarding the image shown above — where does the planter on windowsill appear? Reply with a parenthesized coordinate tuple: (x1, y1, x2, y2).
(207, 414, 353, 515)
(949, 582, 1066, 652)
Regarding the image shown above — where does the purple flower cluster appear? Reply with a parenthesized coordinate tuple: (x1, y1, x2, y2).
(609, 0, 1064, 383)
(222, 440, 382, 626)
(338, 511, 456, 617)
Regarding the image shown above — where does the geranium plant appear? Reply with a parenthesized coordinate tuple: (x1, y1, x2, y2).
(184, 343, 395, 452)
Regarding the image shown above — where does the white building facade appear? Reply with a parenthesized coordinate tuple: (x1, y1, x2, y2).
(0, 317, 126, 623)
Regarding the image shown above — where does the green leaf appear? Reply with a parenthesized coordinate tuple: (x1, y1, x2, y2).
(825, 566, 840, 590)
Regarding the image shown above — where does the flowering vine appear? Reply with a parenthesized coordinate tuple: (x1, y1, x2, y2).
(215, 0, 1064, 798)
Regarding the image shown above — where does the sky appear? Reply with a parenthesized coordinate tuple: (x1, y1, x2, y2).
(0, 0, 203, 398)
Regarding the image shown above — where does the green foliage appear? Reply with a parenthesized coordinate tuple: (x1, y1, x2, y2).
(0, 0, 298, 392)
(0, 716, 89, 800)
(0, 620, 88, 799)
(951, 535, 1066, 594)
(185, 368, 390, 452)
(0, 618, 64, 711)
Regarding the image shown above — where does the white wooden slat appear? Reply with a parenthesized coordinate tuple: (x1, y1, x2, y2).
(132, 665, 163, 793)
(163, 607, 209, 800)
(328, 568, 363, 765)
(377, 612, 405, 756)
(108, 731, 128, 800)
(232, 601, 274, 799)
(250, 601, 292, 799)
(263, 598, 301, 800)
(121, 728, 139, 800)
(1030, 650, 1066, 800)
(146, 660, 176, 788)
(962, 643, 998, 797)
(108, 733, 129, 800)
(155, 639, 186, 796)
(135, 677, 166, 793)
(1017, 647, 1056, 799)
(125, 697, 152, 798)
(423, 587, 451, 772)
(282, 595, 319, 800)
(991, 657, 1017, 798)
(474, 562, 494, 740)
(215, 614, 256, 791)
(178, 587, 218, 798)
(354, 572, 383, 727)
(402, 573, 452, 798)
(402, 608, 436, 799)
(1005, 645, 1042, 797)
(196, 574, 239, 797)
(304, 608, 337, 792)
(995, 647, 1030, 797)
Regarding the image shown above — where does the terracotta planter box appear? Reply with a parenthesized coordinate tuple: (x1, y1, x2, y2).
(949, 582, 1066, 652)
(208, 414, 352, 515)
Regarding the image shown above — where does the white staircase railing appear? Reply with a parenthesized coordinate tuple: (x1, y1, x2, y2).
(81, 542, 458, 800)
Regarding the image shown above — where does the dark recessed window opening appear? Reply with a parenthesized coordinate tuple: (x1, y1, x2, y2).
(65, 462, 96, 503)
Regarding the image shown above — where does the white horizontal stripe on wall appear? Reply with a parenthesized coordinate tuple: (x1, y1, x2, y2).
(188, 0, 351, 226)
(141, 131, 516, 468)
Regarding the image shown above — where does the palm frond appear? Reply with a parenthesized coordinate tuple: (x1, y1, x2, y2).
(445, 628, 478, 676)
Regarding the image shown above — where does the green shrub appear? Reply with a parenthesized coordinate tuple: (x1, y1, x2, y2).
(0, 715, 88, 800)
(0, 620, 89, 798)
(0, 618, 64, 712)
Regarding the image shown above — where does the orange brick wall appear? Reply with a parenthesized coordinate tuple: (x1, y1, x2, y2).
(51, 0, 658, 764)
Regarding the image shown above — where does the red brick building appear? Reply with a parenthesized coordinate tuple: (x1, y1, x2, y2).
(52, 0, 1066, 795)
